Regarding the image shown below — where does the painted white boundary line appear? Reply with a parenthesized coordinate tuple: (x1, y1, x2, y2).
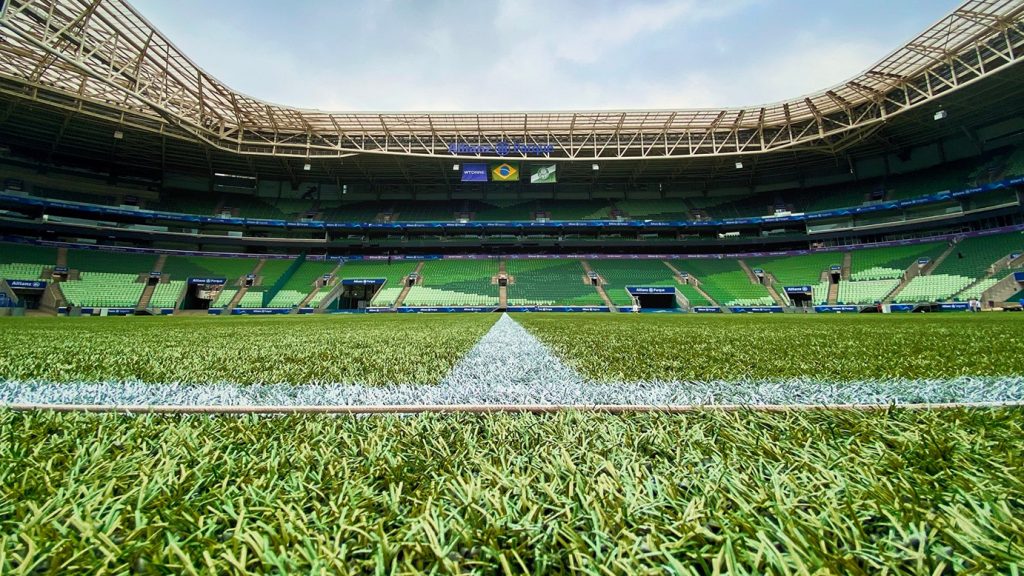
(3, 315, 1024, 411)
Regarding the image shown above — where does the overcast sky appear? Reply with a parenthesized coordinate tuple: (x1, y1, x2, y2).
(133, 0, 961, 112)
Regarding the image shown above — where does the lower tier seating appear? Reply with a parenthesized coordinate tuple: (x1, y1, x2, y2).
(506, 259, 604, 306)
(837, 279, 900, 304)
(149, 281, 186, 308)
(893, 274, 974, 303)
(60, 273, 144, 308)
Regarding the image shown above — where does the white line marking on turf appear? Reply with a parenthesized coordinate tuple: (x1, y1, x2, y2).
(2, 314, 1023, 409)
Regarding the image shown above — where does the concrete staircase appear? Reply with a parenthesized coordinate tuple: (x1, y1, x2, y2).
(497, 260, 508, 308)
(56, 247, 68, 268)
(580, 260, 617, 311)
(392, 261, 425, 309)
(884, 260, 928, 304)
(922, 242, 957, 276)
(827, 282, 839, 305)
(982, 273, 1024, 306)
(841, 252, 852, 280)
(662, 260, 726, 310)
(738, 260, 785, 307)
(225, 286, 248, 313)
(135, 283, 157, 311)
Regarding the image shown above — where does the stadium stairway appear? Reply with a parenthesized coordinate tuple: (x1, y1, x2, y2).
(391, 261, 425, 309)
(827, 282, 839, 305)
(579, 260, 618, 311)
(133, 254, 169, 311)
(498, 260, 508, 308)
(225, 286, 248, 312)
(883, 259, 930, 304)
(737, 259, 786, 307)
(981, 273, 1024, 304)
(135, 283, 156, 311)
(297, 261, 343, 311)
(841, 252, 852, 280)
(56, 247, 67, 268)
(922, 242, 958, 275)
(662, 260, 725, 309)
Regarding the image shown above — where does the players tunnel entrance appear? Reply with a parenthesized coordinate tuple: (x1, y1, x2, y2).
(328, 278, 387, 310)
(182, 278, 229, 310)
(626, 286, 678, 310)
(784, 286, 813, 307)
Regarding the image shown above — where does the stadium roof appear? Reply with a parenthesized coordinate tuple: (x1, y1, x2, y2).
(0, 0, 1022, 167)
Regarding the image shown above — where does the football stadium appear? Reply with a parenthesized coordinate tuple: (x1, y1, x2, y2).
(1, 0, 1024, 572)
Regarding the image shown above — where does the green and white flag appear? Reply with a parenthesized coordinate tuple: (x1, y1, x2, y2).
(530, 164, 557, 184)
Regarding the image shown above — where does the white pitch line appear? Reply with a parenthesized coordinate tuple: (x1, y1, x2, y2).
(2, 314, 1024, 410)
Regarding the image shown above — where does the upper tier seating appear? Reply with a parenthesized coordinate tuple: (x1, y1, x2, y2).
(505, 259, 604, 306)
(402, 260, 498, 307)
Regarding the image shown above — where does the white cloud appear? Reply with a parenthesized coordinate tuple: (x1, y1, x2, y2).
(134, 0, 944, 112)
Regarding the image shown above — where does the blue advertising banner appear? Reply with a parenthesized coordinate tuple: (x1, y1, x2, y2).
(461, 163, 489, 182)
(730, 306, 784, 313)
(814, 305, 860, 313)
(784, 285, 812, 294)
(505, 306, 610, 312)
(6, 279, 46, 289)
(888, 304, 917, 312)
(398, 307, 493, 313)
(692, 306, 722, 313)
(188, 277, 227, 285)
(626, 286, 676, 295)
(938, 302, 971, 311)
(341, 278, 386, 285)
(230, 308, 292, 315)
(829, 265, 842, 271)
(1014, 272, 1024, 282)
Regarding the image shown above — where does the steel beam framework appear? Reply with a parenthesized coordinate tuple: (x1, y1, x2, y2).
(0, 0, 1022, 161)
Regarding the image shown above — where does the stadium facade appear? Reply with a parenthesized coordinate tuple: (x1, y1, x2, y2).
(1, 0, 1024, 315)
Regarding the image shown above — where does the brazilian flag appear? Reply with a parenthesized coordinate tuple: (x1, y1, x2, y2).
(490, 163, 519, 182)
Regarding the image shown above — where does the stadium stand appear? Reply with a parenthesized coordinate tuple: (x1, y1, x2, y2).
(265, 260, 338, 308)
(402, 260, 498, 307)
(672, 259, 774, 306)
(588, 260, 679, 307)
(210, 289, 237, 309)
(0, 244, 55, 282)
(849, 243, 948, 280)
(893, 275, 974, 303)
(161, 255, 260, 283)
(326, 260, 418, 307)
(67, 249, 156, 275)
(677, 283, 710, 307)
(148, 281, 186, 308)
(837, 279, 900, 304)
(505, 259, 604, 306)
(59, 272, 144, 308)
(932, 232, 1024, 279)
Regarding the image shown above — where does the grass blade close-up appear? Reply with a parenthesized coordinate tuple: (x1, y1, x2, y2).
(1, 409, 1023, 574)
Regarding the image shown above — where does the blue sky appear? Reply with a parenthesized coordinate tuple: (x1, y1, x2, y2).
(134, 0, 961, 111)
